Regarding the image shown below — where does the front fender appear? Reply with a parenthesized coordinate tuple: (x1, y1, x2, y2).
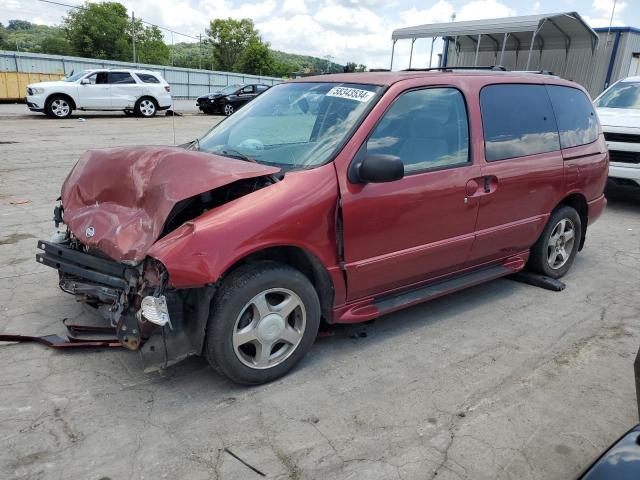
(148, 163, 341, 288)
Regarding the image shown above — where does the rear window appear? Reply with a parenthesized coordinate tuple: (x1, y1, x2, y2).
(480, 84, 560, 161)
(136, 73, 161, 84)
(546, 85, 598, 149)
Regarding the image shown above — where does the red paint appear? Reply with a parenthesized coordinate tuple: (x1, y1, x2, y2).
(62, 72, 608, 323)
(61, 146, 278, 262)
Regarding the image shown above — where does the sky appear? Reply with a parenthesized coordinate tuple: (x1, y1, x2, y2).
(2, 0, 638, 69)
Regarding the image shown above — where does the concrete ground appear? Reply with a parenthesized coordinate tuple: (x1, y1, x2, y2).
(0, 105, 639, 480)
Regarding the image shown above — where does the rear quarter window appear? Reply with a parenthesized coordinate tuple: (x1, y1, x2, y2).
(136, 73, 161, 84)
(546, 85, 599, 148)
(480, 84, 560, 161)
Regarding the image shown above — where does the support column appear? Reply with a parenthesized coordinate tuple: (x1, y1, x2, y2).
(429, 37, 435, 68)
(499, 32, 509, 66)
(390, 39, 397, 71)
(526, 30, 537, 69)
(409, 38, 416, 69)
(474, 34, 482, 66)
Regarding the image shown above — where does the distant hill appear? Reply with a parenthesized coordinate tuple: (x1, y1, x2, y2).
(1, 19, 345, 77)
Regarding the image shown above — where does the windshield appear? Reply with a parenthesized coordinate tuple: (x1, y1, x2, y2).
(63, 71, 90, 82)
(595, 81, 640, 109)
(198, 82, 382, 169)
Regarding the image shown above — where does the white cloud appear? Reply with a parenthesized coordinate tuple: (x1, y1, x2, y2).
(282, 0, 308, 14)
(399, 0, 454, 25)
(592, 0, 627, 16)
(315, 1, 385, 34)
(456, 0, 516, 21)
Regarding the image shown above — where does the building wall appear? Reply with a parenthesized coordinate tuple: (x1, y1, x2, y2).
(0, 50, 281, 100)
(444, 30, 640, 98)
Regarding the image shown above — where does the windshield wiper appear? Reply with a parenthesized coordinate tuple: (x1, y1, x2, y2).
(218, 148, 256, 163)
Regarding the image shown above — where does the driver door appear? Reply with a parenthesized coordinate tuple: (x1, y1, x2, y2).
(77, 72, 110, 108)
(237, 85, 257, 107)
(339, 87, 481, 300)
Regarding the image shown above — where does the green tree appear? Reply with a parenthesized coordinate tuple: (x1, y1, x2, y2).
(207, 18, 259, 71)
(40, 32, 73, 55)
(0, 23, 7, 49)
(63, 2, 131, 60)
(238, 39, 272, 75)
(135, 25, 170, 65)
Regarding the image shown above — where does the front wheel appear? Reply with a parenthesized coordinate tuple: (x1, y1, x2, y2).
(46, 96, 73, 119)
(527, 205, 582, 279)
(135, 98, 157, 117)
(204, 261, 320, 384)
(223, 103, 234, 116)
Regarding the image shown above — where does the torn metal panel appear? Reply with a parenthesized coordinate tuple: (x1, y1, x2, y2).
(61, 146, 279, 262)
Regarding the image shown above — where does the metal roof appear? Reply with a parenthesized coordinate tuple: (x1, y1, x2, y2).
(392, 12, 599, 52)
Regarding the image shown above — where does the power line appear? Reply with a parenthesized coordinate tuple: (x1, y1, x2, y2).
(37, 0, 202, 41)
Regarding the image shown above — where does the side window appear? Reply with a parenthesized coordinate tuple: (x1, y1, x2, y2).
(136, 73, 160, 84)
(546, 85, 599, 148)
(257, 85, 269, 92)
(108, 72, 136, 84)
(86, 72, 108, 84)
(366, 88, 470, 174)
(480, 84, 560, 161)
(241, 86, 254, 94)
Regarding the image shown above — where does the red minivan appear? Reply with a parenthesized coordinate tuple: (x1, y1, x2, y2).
(36, 71, 608, 384)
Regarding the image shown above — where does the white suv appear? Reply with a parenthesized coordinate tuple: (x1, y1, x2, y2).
(595, 76, 640, 191)
(26, 69, 172, 119)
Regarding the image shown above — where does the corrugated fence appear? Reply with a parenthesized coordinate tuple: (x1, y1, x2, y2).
(0, 50, 281, 100)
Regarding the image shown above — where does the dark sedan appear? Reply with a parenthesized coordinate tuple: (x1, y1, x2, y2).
(196, 83, 271, 116)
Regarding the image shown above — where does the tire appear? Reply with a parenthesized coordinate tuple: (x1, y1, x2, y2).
(135, 97, 157, 117)
(527, 205, 582, 279)
(204, 261, 321, 384)
(223, 103, 234, 116)
(46, 95, 73, 119)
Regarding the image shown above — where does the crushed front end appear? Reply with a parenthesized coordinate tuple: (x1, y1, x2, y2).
(36, 230, 215, 370)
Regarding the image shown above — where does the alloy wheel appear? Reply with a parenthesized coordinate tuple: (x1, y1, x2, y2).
(224, 104, 234, 116)
(139, 99, 156, 117)
(547, 218, 576, 270)
(51, 99, 70, 117)
(232, 288, 306, 369)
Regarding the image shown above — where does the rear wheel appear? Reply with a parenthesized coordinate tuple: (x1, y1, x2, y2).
(204, 261, 320, 384)
(46, 95, 72, 119)
(527, 205, 582, 279)
(135, 97, 157, 117)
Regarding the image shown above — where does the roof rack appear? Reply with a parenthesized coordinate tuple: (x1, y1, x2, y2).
(401, 66, 556, 75)
(402, 66, 507, 72)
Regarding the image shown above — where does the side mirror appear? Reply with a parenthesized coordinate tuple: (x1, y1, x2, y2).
(351, 154, 404, 184)
(80, 78, 91, 85)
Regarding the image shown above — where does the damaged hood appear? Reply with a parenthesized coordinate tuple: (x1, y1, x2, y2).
(61, 146, 279, 262)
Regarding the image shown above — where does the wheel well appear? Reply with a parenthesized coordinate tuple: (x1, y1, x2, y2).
(224, 247, 335, 322)
(137, 96, 158, 106)
(46, 93, 76, 110)
(557, 193, 588, 251)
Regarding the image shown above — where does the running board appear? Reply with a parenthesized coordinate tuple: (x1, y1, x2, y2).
(374, 265, 512, 315)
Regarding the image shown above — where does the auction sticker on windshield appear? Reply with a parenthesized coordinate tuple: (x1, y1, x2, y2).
(326, 87, 375, 102)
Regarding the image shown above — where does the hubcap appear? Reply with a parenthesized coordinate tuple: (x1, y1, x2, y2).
(140, 100, 155, 116)
(224, 104, 234, 115)
(232, 288, 306, 369)
(547, 218, 576, 269)
(51, 99, 70, 117)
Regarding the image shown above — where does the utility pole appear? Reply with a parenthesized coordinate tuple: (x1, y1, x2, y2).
(199, 33, 202, 70)
(132, 11, 136, 64)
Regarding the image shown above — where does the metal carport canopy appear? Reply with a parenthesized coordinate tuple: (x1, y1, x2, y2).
(389, 12, 599, 69)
